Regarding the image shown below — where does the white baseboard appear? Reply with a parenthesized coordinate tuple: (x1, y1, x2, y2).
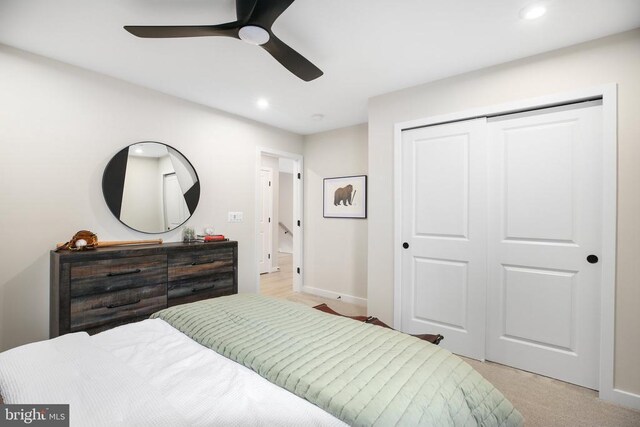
(601, 388, 640, 411)
(301, 285, 367, 307)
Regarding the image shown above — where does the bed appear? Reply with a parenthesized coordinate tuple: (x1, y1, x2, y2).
(0, 295, 524, 426)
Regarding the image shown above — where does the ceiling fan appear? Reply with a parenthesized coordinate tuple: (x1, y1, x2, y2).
(124, 0, 323, 82)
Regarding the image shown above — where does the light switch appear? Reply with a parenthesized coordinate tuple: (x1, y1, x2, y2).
(228, 211, 243, 223)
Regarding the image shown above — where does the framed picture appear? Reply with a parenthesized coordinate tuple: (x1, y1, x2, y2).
(323, 175, 367, 219)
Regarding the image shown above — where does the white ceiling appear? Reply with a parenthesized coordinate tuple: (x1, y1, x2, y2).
(1, 0, 639, 135)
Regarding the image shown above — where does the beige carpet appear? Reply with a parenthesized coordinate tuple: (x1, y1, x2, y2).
(462, 357, 640, 426)
(262, 253, 640, 426)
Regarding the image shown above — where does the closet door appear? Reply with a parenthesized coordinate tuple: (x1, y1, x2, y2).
(486, 103, 602, 389)
(400, 118, 487, 360)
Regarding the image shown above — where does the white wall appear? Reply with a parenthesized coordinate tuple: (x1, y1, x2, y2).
(278, 172, 294, 253)
(367, 29, 640, 395)
(0, 44, 303, 351)
(303, 124, 368, 305)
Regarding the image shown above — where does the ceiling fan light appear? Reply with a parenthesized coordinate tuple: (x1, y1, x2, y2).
(239, 26, 270, 45)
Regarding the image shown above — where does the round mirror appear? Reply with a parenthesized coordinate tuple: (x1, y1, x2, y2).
(102, 142, 200, 233)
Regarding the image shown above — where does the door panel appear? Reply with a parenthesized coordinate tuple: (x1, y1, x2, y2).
(258, 168, 273, 274)
(414, 136, 469, 238)
(413, 258, 468, 329)
(401, 118, 487, 360)
(163, 173, 189, 230)
(503, 122, 575, 242)
(502, 265, 575, 349)
(486, 104, 602, 389)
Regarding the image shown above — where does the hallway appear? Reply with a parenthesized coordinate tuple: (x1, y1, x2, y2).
(260, 252, 366, 317)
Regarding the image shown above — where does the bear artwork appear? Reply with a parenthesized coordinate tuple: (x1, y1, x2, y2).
(334, 184, 357, 206)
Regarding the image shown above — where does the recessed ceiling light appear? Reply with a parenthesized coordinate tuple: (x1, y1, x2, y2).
(257, 98, 269, 109)
(135, 147, 143, 154)
(311, 114, 324, 121)
(520, 4, 547, 20)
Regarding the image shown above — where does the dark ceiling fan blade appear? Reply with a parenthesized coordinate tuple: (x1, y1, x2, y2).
(249, 0, 296, 29)
(124, 22, 240, 39)
(125, 0, 321, 81)
(262, 34, 322, 81)
(236, 0, 258, 23)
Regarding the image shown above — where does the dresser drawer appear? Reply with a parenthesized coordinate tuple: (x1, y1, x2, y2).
(70, 255, 167, 297)
(168, 277, 235, 307)
(168, 248, 234, 281)
(168, 272, 234, 298)
(70, 283, 166, 332)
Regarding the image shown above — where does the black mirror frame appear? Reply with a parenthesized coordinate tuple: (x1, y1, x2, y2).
(102, 142, 200, 234)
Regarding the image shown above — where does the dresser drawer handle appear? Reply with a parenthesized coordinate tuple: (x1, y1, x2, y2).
(106, 269, 142, 277)
(191, 260, 214, 266)
(192, 285, 215, 293)
(106, 299, 141, 309)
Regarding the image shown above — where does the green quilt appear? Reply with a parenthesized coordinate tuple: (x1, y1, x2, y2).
(151, 294, 524, 427)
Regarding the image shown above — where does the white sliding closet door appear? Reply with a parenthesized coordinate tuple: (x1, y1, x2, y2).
(486, 104, 602, 389)
(400, 119, 487, 360)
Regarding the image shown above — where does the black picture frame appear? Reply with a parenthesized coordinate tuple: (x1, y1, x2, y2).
(323, 175, 367, 219)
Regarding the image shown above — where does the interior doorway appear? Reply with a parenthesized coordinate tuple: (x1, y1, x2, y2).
(255, 148, 303, 295)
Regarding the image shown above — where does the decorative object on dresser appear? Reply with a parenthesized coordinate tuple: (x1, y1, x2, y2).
(55, 229, 163, 251)
(102, 142, 200, 234)
(50, 241, 238, 337)
(182, 226, 196, 242)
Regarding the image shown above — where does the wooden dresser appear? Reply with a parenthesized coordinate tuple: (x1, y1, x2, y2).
(50, 241, 238, 337)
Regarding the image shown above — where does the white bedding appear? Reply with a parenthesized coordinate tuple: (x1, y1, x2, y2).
(0, 329, 188, 426)
(0, 319, 346, 427)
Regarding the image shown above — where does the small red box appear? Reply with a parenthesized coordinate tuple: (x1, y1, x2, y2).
(204, 235, 226, 242)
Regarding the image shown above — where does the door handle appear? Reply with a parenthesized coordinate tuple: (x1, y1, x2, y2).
(192, 285, 216, 293)
(402, 242, 409, 249)
(106, 299, 141, 309)
(106, 269, 141, 277)
(586, 255, 599, 264)
(191, 260, 214, 266)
